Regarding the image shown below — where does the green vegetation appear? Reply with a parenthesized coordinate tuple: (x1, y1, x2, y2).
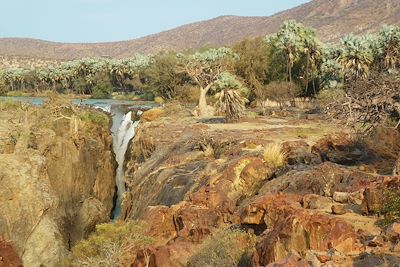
(0, 21, 399, 120)
(257, 81, 298, 112)
(0, 99, 20, 110)
(187, 228, 255, 267)
(69, 221, 154, 267)
(377, 189, 400, 228)
(78, 111, 108, 127)
(214, 72, 248, 122)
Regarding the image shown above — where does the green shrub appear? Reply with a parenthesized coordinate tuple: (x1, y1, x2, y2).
(245, 111, 258, 119)
(0, 80, 9, 95)
(187, 228, 255, 267)
(175, 85, 199, 104)
(256, 81, 298, 112)
(141, 91, 155, 101)
(6, 91, 24, 97)
(316, 88, 346, 107)
(70, 221, 154, 267)
(78, 111, 108, 127)
(154, 96, 165, 104)
(91, 72, 113, 99)
(0, 99, 20, 110)
(377, 189, 400, 228)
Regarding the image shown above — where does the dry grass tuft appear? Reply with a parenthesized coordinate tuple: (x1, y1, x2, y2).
(263, 143, 287, 168)
(141, 108, 165, 122)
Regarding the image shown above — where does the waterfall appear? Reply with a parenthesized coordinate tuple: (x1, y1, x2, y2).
(111, 110, 139, 219)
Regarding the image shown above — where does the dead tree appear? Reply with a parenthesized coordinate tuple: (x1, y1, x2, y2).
(323, 74, 400, 134)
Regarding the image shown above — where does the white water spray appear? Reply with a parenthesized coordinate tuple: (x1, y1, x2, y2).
(112, 111, 139, 218)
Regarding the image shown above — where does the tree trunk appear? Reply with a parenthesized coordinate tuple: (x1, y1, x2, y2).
(196, 84, 214, 117)
(312, 67, 316, 96)
(198, 87, 208, 116)
(305, 52, 309, 92)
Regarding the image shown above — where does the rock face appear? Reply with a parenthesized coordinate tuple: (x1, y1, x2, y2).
(0, 107, 116, 266)
(362, 176, 400, 214)
(116, 108, 400, 266)
(394, 157, 400, 175)
(0, 237, 22, 267)
(240, 195, 361, 265)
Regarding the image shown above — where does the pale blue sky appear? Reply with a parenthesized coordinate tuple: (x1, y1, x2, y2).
(0, 0, 310, 43)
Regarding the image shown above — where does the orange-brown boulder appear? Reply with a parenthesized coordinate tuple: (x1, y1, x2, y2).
(241, 194, 361, 266)
(362, 176, 400, 214)
(331, 204, 347, 215)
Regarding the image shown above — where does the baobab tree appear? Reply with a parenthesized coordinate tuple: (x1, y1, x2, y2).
(178, 47, 237, 117)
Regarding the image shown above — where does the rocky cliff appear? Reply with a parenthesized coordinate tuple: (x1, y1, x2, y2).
(0, 102, 116, 266)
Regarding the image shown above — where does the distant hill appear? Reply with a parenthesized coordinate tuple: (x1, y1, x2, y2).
(0, 0, 399, 60)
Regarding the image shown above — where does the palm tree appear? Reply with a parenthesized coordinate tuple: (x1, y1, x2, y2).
(303, 34, 321, 94)
(377, 25, 400, 71)
(214, 72, 247, 122)
(339, 35, 373, 82)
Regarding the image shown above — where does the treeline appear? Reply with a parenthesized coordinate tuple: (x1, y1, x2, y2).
(0, 20, 399, 105)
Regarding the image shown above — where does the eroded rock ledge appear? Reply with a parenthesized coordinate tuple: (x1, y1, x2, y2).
(121, 107, 400, 266)
(0, 105, 116, 266)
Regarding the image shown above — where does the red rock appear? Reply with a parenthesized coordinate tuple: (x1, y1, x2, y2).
(0, 238, 22, 267)
(367, 236, 385, 247)
(362, 176, 400, 214)
(386, 222, 400, 242)
(331, 204, 347, 215)
(242, 194, 360, 266)
(302, 194, 333, 210)
(257, 162, 376, 198)
(311, 134, 366, 165)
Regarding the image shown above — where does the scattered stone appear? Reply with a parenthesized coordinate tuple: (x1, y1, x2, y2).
(333, 192, 350, 203)
(315, 253, 331, 263)
(348, 190, 364, 205)
(386, 223, 400, 242)
(331, 204, 347, 215)
(368, 236, 385, 247)
(302, 194, 332, 209)
(392, 242, 400, 253)
(305, 251, 321, 267)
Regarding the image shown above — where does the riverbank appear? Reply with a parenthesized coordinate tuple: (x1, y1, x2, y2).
(0, 100, 116, 266)
(119, 104, 400, 266)
(1, 102, 400, 266)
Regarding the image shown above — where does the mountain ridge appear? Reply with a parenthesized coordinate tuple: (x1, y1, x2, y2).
(0, 0, 399, 60)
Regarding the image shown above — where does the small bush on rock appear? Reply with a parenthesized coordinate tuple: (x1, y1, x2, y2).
(69, 221, 154, 267)
(377, 189, 400, 227)
(187, 228, 255, 267)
